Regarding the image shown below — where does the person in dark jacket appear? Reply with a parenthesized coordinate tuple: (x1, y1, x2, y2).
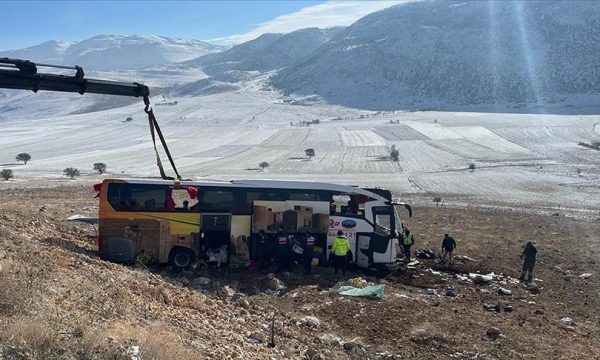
(402, 228, 415, 262)
(256, 230, 268, 269)
(519, 241, 537, 283)
(303, 231, 316, 274)
(441, 233, 457, 266)
(275, 226, 291, 273)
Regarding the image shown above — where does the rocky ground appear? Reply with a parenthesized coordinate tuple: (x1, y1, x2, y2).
(0, 182, 599, 359)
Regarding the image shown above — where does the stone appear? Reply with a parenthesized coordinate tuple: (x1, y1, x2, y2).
(526, 282, 540, 294)
(560, 317, 573, 326)
(302, 316, 320, 328)
(343, 341, 359, 352)
(425, 288, 436, 295)
(249, 331, 264, 342)
(319, 333, 342, 346)
(305, 348, 319, 360)
(579, 273, 592, 279)
(497, 287, 512, 296)
(486, 327, 502, 340)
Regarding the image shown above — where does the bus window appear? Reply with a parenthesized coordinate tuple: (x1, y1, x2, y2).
(171, 188, 198, 212)
(373, 206, 391, 236)
(198, 189, 236, 212)
(107, 183, 167, 212)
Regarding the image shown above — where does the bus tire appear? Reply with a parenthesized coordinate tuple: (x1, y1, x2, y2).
(169, 247, 194, 271)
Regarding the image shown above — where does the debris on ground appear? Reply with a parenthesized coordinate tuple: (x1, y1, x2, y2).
(484, 303, 501, 312)
(425, 288, 437, 296)
(579, 273, 592, 279)
(497, 287, 513, 296)
(445, 286, 457, 297)
(414, 249, 436, 259)
(560, 317, 573, 326)
(470, 273, 495, 284)
(347, 277, 368, 288)
(455, 255, 477, 262)
(486, 327, 502, 340)
(338, 284, 385, 299)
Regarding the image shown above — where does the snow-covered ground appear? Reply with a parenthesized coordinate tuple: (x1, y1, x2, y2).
(1, 72, 599, 218)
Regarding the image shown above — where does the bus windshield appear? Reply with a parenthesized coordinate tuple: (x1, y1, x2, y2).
(393, 206, 403, 236)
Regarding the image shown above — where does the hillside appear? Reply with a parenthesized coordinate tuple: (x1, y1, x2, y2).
(0, 35, 223, 70)
(188, 28, 344, 76)
(272, 1, 600, 110)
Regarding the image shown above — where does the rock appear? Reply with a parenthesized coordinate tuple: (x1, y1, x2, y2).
(470, 273, 493, 285)
(486, 327, 502, 340)
(343, 341, 359, 352)
(237, 298, 250, 309)
(425, 288, 436, 295)
(193, 277, 211, 287)
(249, 331, 264, 342)
(484, 303, 501, 312)
(39, 206, 46, 212)
(266, 277, 285, 291)
(560, 317, 573, 326)
(160, 288, 172, 305)
(526, 282, 540, 294)
(455, 255, 476, 262)
(302, 316, 320, 328)
(534, 309, 544, 315)
(579, 273, 592, 279)
(503, 305, 513, 313)
(305, 348, 319, 360)
(348, 277, 368, 288)
(318, 333, 342, 346)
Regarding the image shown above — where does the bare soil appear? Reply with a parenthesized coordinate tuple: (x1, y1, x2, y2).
(0, 183, 598, 359)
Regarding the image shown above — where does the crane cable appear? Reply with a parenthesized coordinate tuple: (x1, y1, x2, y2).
(143, 96, 183, 181)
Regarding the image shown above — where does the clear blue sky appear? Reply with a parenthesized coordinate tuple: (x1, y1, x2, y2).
(0, 1, 323, 50)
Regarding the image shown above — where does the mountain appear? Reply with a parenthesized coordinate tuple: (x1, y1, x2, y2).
(188, 27, 344, 75)
(271, 1, 600, 110)
(0, 35, 223, 70)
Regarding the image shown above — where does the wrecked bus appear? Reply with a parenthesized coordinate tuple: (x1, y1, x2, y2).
(95, 178, 410, 270)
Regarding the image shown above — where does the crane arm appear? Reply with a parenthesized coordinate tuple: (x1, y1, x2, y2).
(0, 58, 149, 98)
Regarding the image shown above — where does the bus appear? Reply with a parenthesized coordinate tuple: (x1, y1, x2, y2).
(94, 178, 411, 270)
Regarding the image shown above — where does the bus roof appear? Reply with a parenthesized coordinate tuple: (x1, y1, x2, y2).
(103, 178, 389, 202)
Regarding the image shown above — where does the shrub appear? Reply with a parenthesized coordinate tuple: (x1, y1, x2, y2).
(468, 163, 476, 171)
(93, 162, 107, 174)
(16, 153, 31, 164)
(433, 197, 442, 206)
(64, 167, 80, 179)
(1, 169, 13, 181)
(390, 145, 399, 162)
(305, 148, 315, 159)
(258, 162, 269, 171)
(125, 116, 133, 122)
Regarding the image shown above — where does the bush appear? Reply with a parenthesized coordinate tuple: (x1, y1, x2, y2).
(433, 197, 442, 206)
(93, 162, 107, 174)
(258, 162, 269, 171)
(390, 145, 399, 162)
(468, 163, 476, 171)
(1, 169, 13, 181)
(305, 148, 315, 159)
(63, 167, 80, 179)
(16, 153, 31, 164)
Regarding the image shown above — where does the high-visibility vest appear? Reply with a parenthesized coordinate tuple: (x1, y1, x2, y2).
(332, 236, 349, 256)
(403, 233, 413, 245)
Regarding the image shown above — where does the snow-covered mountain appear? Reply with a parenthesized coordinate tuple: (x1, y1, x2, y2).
(188, 27, 344, 75)
(0, 35, 223, 70)
(272, 1, 600, 110)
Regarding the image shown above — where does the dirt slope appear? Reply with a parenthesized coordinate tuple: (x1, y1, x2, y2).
(0, 183, 598, 359)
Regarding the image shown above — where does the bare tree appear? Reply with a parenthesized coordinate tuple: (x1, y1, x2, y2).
(16, 153, 31, 164)
(63, 167, 80, 179)
(93, 162, 107, 174)
(1, 169, 13, 181)
(305, 148, 315, 160)
(258, 162, 269, 171)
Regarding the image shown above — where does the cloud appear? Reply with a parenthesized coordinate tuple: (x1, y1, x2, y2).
(210, 0, 410, 45)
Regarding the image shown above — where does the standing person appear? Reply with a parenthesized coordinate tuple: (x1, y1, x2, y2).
(303, 231, 316, 275)
(256, 230, 268, 269)
(331, 230, 350, 276)
(519, 241, 537, 283)
(275, 226, 291, 273)
(402, 228, 415, 262)
(441, 233, 457, 266)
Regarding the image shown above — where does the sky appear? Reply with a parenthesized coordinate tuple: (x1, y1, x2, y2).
(0, 1, 406, 50)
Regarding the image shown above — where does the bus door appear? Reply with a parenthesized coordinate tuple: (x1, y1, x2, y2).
(364, 201, 397, 264)
(201, 213, 232, 264)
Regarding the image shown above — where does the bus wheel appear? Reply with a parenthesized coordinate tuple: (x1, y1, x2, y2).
(169, 247, 194, 271)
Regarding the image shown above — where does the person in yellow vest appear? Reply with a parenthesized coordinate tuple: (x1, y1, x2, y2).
(402, 228, 415, 262)
(331, 230, 350, 276)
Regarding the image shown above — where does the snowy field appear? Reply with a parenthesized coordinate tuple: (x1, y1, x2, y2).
(1, 75, 599, 218)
